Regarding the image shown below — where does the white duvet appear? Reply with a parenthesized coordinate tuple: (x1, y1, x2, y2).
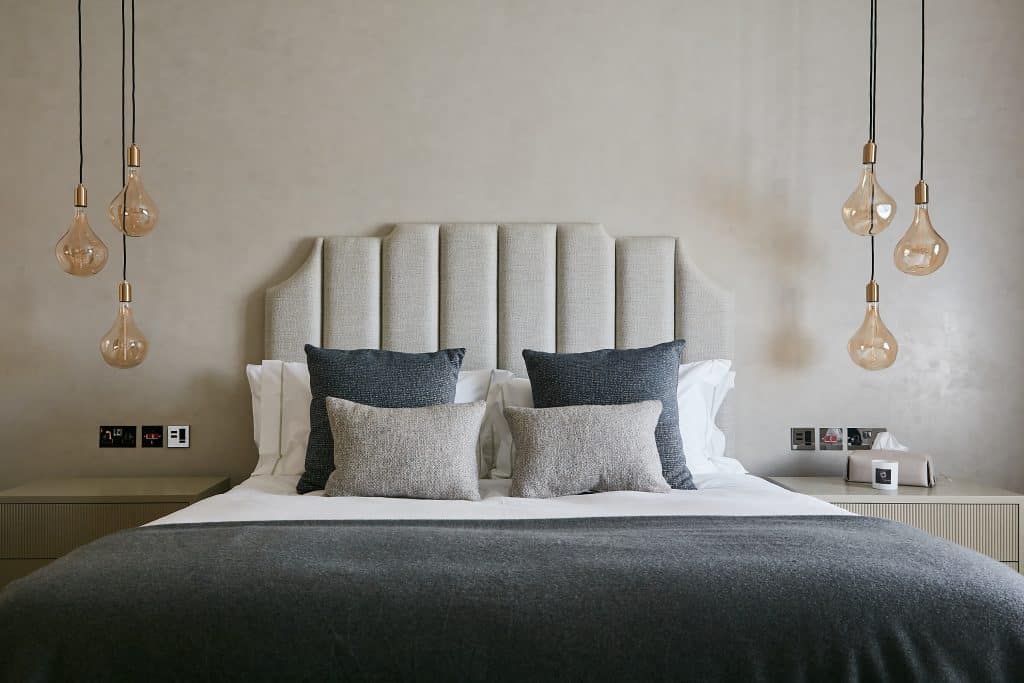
(152, 472, 845, 525)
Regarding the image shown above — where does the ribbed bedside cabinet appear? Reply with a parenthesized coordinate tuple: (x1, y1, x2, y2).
(767, 476, 1023, 573)
(0, 476, 229, 589)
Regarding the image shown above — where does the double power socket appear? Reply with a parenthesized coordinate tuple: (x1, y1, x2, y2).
(790, 427, 886, 453)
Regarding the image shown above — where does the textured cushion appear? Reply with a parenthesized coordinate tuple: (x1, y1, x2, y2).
(324, 397, 485, 501)
(522, 340, 695, 489)
(298, 345, 465, 493)
(506, 402, 670, 498)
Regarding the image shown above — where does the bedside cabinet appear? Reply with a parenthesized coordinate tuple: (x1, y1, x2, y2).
(0, 476, 230, 589)
(767, 476, 1023, 573)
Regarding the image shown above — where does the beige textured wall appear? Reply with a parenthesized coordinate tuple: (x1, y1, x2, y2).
(1, 0, 1022, 491)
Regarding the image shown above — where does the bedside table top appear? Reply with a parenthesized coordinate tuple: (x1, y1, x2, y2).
(0, 476, 230, 503)
(767, 476, 1024, 503)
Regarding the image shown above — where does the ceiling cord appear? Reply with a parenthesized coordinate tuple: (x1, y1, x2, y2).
(131, 0, 136, 144)
(867, 0, 878, 244)
(919, 0, 925, 182)
(868, 0, 876, 143)
(867, 0, 878, 272)
(120, 0, 127, 281)
(77, 0, 83, 184)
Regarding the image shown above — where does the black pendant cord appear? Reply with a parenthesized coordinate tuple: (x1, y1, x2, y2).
(868, 0, 876, 143)
(867, 0, 879, 255)
(120, 0, 127, 281)
(77, 0, 83, 185)
(131, 0, 136, 144)
(919, 0, 925, 182)
(870, 234, 876, 281)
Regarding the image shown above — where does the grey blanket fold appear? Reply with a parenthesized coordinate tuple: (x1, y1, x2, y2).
(2, 516, 1023, 683)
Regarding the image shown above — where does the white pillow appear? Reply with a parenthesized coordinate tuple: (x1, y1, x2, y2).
(676, 360, 732, 474)
(245, 363, 513, 477)
(245, 364, 262, 445)
(492, 361, 742, 478)
(477, 369, 514, 475)
(491, 378, 533, 478)
(276, 361, 313, 475)
(256, 361, 285, 476)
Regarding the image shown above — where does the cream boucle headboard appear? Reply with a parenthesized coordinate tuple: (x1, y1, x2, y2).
(265, 223, 735, 453)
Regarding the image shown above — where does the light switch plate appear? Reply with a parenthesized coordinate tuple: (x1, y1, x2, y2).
(141, 425, 164, 448)
(847, 427, 886, 450)
(819, 427, 844, 451)
(167, 425, 190, 448)
(790, 427, 815, 451)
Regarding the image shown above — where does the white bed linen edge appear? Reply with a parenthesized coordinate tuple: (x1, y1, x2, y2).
(151, 472, 846, 525)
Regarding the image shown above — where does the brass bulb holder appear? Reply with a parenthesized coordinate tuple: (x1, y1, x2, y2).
(118, 280, 132, 303)
(74, 183, 88, 207)
(865, 280, 880, 303)
(127, 143, 141, 168)
(914, 180, 929, 205)
(862, 141, 877, 165)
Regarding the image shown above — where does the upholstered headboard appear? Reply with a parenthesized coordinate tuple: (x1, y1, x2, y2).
(265, 223, 735, 452)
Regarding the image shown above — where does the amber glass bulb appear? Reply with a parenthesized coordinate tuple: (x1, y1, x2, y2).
(842, 165, 896, 236)
(56, 197, 108, 276)
(894, 204, 948, 276)
(100, 283, 148, 368)
(848, 283, 898, 370)
(108, 163, 159, 237)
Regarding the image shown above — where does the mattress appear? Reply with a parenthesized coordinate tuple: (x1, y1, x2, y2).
(151, 471, 846, 524)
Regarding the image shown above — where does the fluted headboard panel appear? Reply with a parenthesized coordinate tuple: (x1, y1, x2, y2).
(265, 223, 735, 453)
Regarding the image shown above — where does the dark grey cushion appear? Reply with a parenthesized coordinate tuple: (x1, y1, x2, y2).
(298, 345, 465, 493)
(522, 340, 695, 489)
(506, 401, 671, 498)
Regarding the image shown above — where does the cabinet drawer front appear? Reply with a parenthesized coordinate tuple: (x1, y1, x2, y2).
(836, 502, 1019, 562)
(1, 503, 185, 558)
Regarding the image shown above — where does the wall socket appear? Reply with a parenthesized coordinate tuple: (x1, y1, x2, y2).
(847, 427, 886, 450)
(99, 426, 136, 448)
(790, 428, 815, 450)
(167, 425, 190, 448)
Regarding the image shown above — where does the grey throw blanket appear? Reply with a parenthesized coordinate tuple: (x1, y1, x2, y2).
(2, 516, 1023, 682)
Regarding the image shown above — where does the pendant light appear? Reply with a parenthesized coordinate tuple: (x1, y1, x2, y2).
(56, 0, 109, 276)
(100, 280, 148, 368)
(101, 0, 148, 369)
(841, 0, 896, 236)
(849, 275, 899, 371)
(894, 0, 948, 275)
(108, 0, 159, 237)
(847, 0, 897, 370)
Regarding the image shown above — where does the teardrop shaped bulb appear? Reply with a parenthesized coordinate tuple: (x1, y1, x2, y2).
(108, 168, 159, 236)
(848, 301, 898, 370)
(894, 204, 948, 276)
(56, 207, 108, 276)
(842, 166, 896, 236)
(100, 300, 148, 368)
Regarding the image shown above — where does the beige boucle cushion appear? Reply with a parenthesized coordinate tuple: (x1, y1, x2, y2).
(324, 397, 485, 501)
(506, 401, 671, 498)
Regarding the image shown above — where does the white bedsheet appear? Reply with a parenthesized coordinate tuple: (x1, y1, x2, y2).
(151, 473, 845, 525)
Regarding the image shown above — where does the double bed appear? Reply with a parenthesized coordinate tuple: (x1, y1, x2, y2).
(3, 223, 1023, 682)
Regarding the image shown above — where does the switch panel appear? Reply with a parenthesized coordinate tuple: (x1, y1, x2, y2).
(847, 427, 886, 450)
(819, 427, 844, 451)
(167, 425, 190, 448)
(99, 425, 136, 448)
(141, 425, 164, 448)
(790, 428, 815, 451)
